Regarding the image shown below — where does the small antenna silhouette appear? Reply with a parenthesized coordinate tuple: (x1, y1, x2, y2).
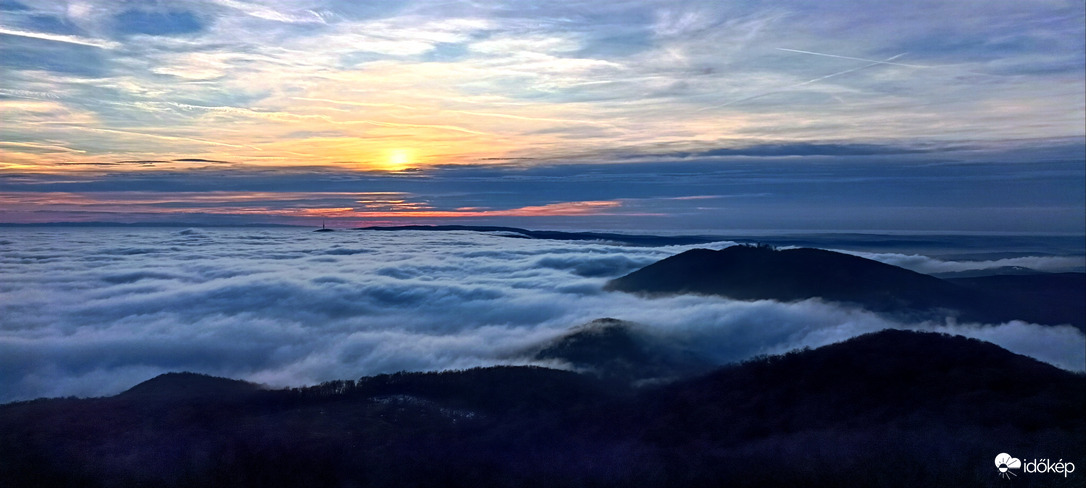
(314, 218, 334, 232)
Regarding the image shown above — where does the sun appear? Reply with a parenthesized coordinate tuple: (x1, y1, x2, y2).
(383, 149, 413, 171)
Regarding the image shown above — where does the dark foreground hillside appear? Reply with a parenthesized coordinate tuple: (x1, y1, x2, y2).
(1, 330, 1082, 487)
(606, 245, 1086, 329)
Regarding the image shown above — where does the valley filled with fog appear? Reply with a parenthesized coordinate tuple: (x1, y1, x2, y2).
(1, 227, 1083, 403)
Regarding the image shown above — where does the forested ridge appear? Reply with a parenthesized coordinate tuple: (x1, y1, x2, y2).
(2, 329, 1082, 487)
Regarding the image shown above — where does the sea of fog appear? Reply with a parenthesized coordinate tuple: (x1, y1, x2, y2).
(1, 227, 1084, 403)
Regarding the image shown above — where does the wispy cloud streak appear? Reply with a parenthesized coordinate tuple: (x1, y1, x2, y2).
(0, 27, 120, 49)
(75, 127, 263, 151)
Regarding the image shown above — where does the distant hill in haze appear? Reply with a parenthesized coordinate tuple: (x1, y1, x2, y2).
(355, 226, 1086, 261)
(606, 245, 1085, 329)
(931, 266, 1042, 278)
(358, 224, 718, 246)
(1, 329, 1081, 487)
(946, 272, 1085, 329)
(532, 318, 713, 384)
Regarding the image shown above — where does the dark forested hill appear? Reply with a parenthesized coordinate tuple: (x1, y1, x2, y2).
(1, 329, 1082, 487)
(606, 245, 1085, 328)
(119, 372, 261, 401)
(531, 318, 713, 384)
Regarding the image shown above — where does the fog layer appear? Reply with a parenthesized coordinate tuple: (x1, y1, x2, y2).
(1, 228, 1081, 402)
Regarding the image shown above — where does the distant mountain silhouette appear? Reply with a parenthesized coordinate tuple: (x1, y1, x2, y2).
(532, 318, 712, 384)
(606, 245, 1085, 328)
(359, 225, 717, 246)
(931, 265, 1041, 278)
(1, 330, 1081, 487)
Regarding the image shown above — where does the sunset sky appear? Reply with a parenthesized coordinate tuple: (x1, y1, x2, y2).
(1, 0, 1083, 231)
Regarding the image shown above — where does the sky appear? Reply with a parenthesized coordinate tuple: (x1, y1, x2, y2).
(2, 227, 1082, 402)
(1, 0, 1084, 231)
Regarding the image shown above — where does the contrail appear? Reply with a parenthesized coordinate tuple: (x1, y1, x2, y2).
(776, 48, 930, 69)
(0, 27, 120, 49)
(699, 52, 908, 111)
(793, 52, 908, 86)
(0, 141, 86, 154)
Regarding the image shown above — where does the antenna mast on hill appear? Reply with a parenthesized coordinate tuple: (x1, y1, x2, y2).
(314, 218, 334, 232)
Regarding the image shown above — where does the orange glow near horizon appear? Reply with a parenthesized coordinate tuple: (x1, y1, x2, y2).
(0, 190, 639, 224)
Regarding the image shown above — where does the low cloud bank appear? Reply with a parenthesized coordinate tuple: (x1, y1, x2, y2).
(1, 229, 1082, 402)
(839, 250, 1085, 274)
